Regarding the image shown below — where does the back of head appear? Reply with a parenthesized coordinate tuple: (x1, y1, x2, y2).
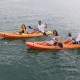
(68, 33, 71, 37)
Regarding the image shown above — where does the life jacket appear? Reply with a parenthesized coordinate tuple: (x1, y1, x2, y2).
(19, 28, 24, 33)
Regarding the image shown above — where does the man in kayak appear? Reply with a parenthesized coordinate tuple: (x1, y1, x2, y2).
(37, 21, 47, 33)
(31, 21, 47, 33)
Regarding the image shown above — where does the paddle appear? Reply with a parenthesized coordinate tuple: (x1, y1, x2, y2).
(58, 43, 63, 48)
(28, 26, 33, 29)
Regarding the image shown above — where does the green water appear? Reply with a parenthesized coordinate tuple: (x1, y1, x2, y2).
(0, 0, 80, 80)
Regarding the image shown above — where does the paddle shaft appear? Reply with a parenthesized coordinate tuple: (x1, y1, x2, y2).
(28, 26, 47, 35)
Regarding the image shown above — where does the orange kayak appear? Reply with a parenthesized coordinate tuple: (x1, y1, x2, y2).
(26, 41, 63, 50)
(0, 31, 52, 39)
(26, 41, 80, 50)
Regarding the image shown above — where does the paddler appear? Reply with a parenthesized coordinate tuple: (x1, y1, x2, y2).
(19, 24, 26, 34)
(31, 21, 48, 34)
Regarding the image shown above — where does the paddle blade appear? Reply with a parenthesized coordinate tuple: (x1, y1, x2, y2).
(58, 43, 63, 48)
(28, 26, 33, 29)
(43, 32, 47, 35)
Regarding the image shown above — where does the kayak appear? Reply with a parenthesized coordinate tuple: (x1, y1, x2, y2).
(26, 41, 80, 50)
(26, 41, 63, 50)
(0, 31, 52, 39)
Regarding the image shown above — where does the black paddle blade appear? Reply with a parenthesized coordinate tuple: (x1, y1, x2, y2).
(28, 26, 33, 29)
(43, 32, 47, 35)
(58, 43, 63, 48)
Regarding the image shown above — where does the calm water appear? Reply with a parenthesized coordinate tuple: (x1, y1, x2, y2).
(0, 0, 80, 80)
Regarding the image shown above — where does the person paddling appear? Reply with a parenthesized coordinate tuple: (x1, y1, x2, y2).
(69, 33, 80, 44)
(64, 33, 75, 44)
(40, 30, 62, 47)
(31, 21, 47, 33)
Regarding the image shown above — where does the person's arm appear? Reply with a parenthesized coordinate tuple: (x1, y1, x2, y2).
(65, 38, 70, 42)
(24, 28, 26, 33)
(55, 36, 60, 43)
(45, 23, 47, 28)
(33, 28, 39, 32)
(63, 37, 72, 44)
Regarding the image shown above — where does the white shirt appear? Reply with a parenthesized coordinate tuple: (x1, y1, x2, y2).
(38, 24, 45, 32)
(50, 37, 56, 44)
(76, 33, 80, 42)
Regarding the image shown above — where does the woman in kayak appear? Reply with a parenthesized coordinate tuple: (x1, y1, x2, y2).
(19, 24, 26, 34)
(13, 24, 27, 34)
(41, 30, 61, 46)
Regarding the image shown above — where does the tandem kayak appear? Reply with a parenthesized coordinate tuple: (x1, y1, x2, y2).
(26, 41, 63, 50)
(26, 41, 80, 50)
(0, 31, 52, 39)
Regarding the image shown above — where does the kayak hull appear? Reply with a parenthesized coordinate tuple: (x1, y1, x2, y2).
(0, 31, 52, 39)
(26, 42, 63, 50)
